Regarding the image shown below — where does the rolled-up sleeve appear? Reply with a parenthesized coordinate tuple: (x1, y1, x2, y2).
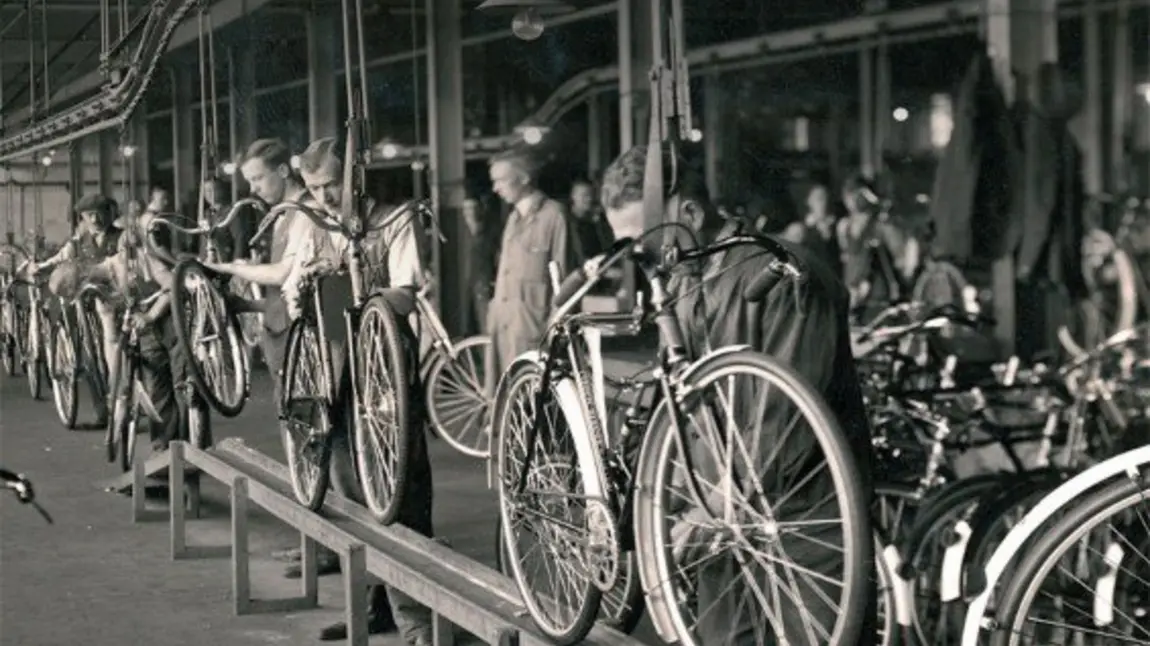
(385, 219, 422, 289)
(279, 217, 317, 307)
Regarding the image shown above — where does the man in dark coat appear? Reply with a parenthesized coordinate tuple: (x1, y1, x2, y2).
(599, 145, 875, 646)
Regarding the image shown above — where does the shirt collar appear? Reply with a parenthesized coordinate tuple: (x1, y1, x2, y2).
(514, 191, 544, 221)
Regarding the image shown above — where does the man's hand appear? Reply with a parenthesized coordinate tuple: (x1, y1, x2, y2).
(203, 260, 229, 274)
(301, 257, 337, 279)
(130, 312, 150, 331)
(582, 254, 606, 277)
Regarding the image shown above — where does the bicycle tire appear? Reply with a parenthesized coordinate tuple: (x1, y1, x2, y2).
(171, 260, 250, 417)
(495, 358, 602, 644)
(960, 470, 1065, 596)
(633, 349, 872, 646)
(352, 295, 411, 526)
(1, 300, 16, 376)
(987, 472, 1150, 646)
(80, 307, 109, 423)
(902, 474, 1005, 646)
(26, 308, 47, 400)
(425, 334, 493, 459)
(51, 325, 79, 429)
(493, 515, 647, 635)
(119, 356, 140, 473)
(280, 317, 334, 510)
(106, 346, 127, 464)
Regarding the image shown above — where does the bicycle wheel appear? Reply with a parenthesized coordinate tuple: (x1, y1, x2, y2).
(25, 308, 46, 400)
(493, 514, 646, 635)
(495, 358, 602, 644)
(80, 307, 109, 422)
(280, 317, 334, 510)
(51, 325, 79, 429)
(988, 472, 1150, 646)
(2, 299, 16, 376)
(171, 260, 249, 417)
(632, 349, 871, 646)
(875, 532, 900, 646)
(903, 475, 1002, 646)
(425, 334, 492, 459)
(108, 349, 140, 473)
(352, 295, 410, 525)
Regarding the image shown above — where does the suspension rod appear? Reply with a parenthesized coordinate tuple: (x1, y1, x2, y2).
(208, 10, 219, 164)
(100, 0, 109, 65)
(354, 0, 369, 125)
(41, 0, 49, 107)
(339, 0, 356, 124)
(197, 3, 209, 226)
(27, 0, 35, 118)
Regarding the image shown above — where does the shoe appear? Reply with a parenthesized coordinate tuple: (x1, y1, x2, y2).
(317, 612, 397, 641)
(270, 547, 302, 562)
(284, 550, 340, 579)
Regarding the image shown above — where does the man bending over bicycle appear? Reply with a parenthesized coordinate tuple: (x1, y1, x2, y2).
(283, 137, 435, 646)
(597, 145, 876, 645)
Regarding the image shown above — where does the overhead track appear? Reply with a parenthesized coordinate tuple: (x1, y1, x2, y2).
(375, 0, 1144, 167)
(0, 0, 199, 163)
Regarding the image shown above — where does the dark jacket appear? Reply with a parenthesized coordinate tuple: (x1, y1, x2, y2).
(929, 50, 1020, 265)
(1012, 103, 1087, 298)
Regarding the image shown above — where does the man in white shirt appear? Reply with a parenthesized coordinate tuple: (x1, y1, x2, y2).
(293, 137, 435, 646)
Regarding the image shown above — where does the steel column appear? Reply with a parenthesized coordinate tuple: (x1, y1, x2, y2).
(874, 38, 891, 173)
(1083, 0, 1104, 194)
(172, 65, 196, 215)
(1110, 0, 1132, 190)
(68, 143, 83, 230)
(96, 130, 113, 197)
(859, 45, 875, 177)
(426, 0, 465, 335)
(703, 72, 722, 199)
(307, 11, 339, 140)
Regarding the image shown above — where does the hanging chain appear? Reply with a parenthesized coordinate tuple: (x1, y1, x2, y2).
(339, 0, 373, 229)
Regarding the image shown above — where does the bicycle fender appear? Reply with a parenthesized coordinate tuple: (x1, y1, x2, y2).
(672, 344, 753, 384)
(961, 445, 1150, 646)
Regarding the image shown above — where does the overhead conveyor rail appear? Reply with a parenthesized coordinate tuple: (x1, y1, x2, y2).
(0, 0, 198, 163)
(113, 438, 647, 646)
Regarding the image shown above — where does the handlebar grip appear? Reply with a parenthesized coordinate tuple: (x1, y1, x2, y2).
(551, 269, 589, 309)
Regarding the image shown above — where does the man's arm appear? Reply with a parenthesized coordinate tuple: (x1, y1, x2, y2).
(139, 253, 173, 322)
(39, 238, 76, 270)
(549, 204, 570, 279)
(384, 217, 423, 289)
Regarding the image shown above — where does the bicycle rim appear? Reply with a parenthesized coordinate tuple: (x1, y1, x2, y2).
(353, 296, 410, 526)
(280, 319, 333, 510)
(633, 349, 871, 646)
(426, 334, 492, 459)
(496, 359, 602, 644)
(51, 326, 78, 429)
(991, 473, 1150, 646)
(172, 260, 249, 417)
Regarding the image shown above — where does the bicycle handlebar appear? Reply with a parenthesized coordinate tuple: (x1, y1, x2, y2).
(0, 468, 53, 524)
(549, 233, 805, 327)
(856, 302, 994, 344)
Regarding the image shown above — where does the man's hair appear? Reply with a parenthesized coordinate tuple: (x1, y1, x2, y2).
(489, 146, 539, 181)
(241, 138, 292, 171)
(600, 144, 710, 210)
(297, 137, 341, 175)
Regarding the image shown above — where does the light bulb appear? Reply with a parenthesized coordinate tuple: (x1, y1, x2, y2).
(121, 145, 137, 158)
(381, 143, 399, 159)
(892, 107, 909, 122)
(411, 160, 426, 172)
(40, 155, 52, 167)
(522, 126, 544, 145)
(221, 161, 237, 175)
(511, 8, 544, 41)
(688, 128, 703, 142)
(290, 155, 301, 170)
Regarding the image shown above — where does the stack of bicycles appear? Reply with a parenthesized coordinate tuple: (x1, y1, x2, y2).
(491, 233, 874, 646)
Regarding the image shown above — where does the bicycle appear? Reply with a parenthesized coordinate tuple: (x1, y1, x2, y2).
(962, 325, 1150, 646)
(1, 246, 52, 399)
(146, 200, 260, 419)
(415, 277, 493, 459)
(103, 285, 176, 473)
(49, 283, 111, 430)
(494, 232, 872, 645)
(272, 198, 431, 524)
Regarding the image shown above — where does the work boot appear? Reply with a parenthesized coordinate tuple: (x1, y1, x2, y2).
(283, 545, 340, 578)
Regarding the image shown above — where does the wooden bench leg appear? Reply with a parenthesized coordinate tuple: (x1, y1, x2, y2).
(343, 544, 368, 646)
(170, 443, 187, 558)
(232, 476, 251, 615)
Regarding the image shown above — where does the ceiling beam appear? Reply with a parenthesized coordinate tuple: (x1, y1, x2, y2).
(0, 4, 129, 11)
(3, 0, 277, 128)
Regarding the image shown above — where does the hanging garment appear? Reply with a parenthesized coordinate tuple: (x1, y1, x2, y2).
(928, 49, 1020, 265)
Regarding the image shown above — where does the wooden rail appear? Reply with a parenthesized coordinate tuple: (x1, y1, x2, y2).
(128, 439, 647, 646)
